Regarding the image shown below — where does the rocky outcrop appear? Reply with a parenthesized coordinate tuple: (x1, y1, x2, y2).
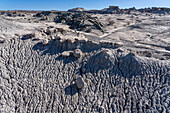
(102, 6, 120, 13)
(78, 6, 170, 14)
(54, 13, 105, 32)
(34, 11, 52, 17)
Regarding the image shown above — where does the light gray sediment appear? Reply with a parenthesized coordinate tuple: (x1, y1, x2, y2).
(0, 37, 169, 113)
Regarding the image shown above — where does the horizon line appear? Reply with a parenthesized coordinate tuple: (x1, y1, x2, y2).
(0, 6, 170, 11)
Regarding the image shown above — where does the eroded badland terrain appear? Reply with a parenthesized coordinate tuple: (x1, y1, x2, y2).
(0, 7, 170, 113)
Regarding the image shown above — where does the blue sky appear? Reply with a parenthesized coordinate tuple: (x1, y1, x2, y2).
(0, 0, 170, 11)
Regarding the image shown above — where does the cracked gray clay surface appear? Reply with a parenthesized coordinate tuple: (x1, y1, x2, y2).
(0, 10, 170, 113)
(0, 38, 169, 113)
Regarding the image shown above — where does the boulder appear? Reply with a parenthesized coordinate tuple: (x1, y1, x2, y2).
(114, 42, 124, 47)
(0, 37, 5, 43)
(73, 49, 83, 58)
(109, 6, 119, 10)
(61, 51, 72, 57)
(41, 39, 49, 45)
(76, 77, 84, 89)
(46, 28, 56, 35)
(117, 48, 124, 52)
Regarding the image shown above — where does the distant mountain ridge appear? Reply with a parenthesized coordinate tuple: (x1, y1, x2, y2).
(0, 6, 170, 14)
(68, 6, 170, 14)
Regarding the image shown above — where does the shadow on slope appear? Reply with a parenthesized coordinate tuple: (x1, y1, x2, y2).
(32, 39, 117, 61)
(32, 38, 169, 80)
(64, 84, 78, 96)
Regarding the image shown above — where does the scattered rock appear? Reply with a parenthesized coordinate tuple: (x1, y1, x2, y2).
(56, 27, 66, 33)
(24, 33, 35, 38)
(51, 35, 62, 40)
(100, 40, 114, 47)
(22, 33, 35, 40)
(76, 77, 84, 89)
(0, 37, 5, 43)
(145, 52, 152, 57)
(117, 48, 124, 52)
(73, 49, 83, 58)
(41, 39, 49, 45)
(46, 28, 57, 35)
(114, 42, 124, 47)
(61, 51, 72, 57)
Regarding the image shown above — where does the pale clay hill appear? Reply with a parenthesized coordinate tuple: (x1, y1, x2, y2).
(0, 7, 170, 113)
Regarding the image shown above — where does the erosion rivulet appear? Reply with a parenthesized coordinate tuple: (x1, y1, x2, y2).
(0, 8, 170, 113)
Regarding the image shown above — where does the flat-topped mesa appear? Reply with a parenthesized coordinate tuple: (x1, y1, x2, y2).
(151, 7, 170, 10)
(86, 6, 170, 14)
(68, 7, 87, 12)
(138, 7, 170, 14)
(100, 6, 120, 13)
(109, 6, 119, 10)
(106, 6, 120, 12)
